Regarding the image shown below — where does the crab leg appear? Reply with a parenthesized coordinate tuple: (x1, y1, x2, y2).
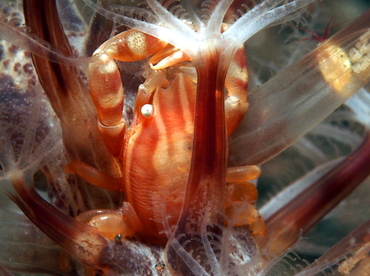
(88, 54, 126, 157)
(88, 29, 168, 157)
(23, 0, 121, 184)
(225, 165, 265, 236)
(225, 47, 249, 136)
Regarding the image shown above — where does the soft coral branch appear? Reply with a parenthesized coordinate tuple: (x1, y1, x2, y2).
(230, 9, 370, 166)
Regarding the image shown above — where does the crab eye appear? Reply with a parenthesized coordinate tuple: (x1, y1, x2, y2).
(141, 104, 154, 117)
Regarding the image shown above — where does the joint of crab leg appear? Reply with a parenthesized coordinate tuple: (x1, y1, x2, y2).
(141, 71, 170, 92)
(148, 44, 178, 66)
(77, 210, 137, 240)
(226, 181, 258, 203)
(150, 48, 191, 70)
(75, 202, 145, 242)
(98, 120, 126, 157)
(226, 165, 261, 182)
(225, 201, 265, 236)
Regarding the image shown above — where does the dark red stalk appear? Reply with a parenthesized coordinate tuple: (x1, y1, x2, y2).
(8, 176, 112, 269)
(23, 0, 121, 179)
(176, 46, 228, 233)
(264, 131, 370, 255)
(166, 44, 233, 275)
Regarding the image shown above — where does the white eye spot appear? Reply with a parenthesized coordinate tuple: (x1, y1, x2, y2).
(141, 104, 154, 117)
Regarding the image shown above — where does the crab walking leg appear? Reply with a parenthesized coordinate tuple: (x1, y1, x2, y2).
(225, 165, 265, 236)
(64, 160, 123, 191)
(226, 165, 260, 182)
(149, 45, 191, 69)
(88, 56, 125, 157)
(88, 29, 168, 157)
(75, 202, 143, 240)
(223, 46, 263, 235)
(225, 47, 249, 136)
